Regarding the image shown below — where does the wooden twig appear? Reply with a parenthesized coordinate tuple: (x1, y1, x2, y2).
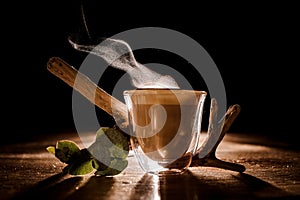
(47, 57, 129, 129)
(212, 104, 241, 154)
(195, 98, 220, 159)
(191, 99, 245, 172)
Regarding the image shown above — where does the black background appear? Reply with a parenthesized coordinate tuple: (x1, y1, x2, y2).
(2, 1, 298, 145)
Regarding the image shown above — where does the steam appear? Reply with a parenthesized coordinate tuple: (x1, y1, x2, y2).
(68, 38, 179, 89)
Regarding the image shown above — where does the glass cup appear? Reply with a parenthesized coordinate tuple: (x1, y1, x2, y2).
(123, 89, 207, 175)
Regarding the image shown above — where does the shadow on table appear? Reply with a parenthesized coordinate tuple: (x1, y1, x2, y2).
(11, 170, 298, 200)
(158, 170, 298, 200)
(11, 172, 115, 200)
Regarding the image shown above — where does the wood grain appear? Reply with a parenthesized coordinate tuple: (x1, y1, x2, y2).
(1, 132, 299, 200)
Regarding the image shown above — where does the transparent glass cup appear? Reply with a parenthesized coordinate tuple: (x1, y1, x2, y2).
(123, 89, 207, 175)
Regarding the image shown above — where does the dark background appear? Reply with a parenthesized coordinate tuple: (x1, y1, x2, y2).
(2, 1, 298, 145)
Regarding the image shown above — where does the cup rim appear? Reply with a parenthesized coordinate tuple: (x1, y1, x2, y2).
(123, 89, 207, 96)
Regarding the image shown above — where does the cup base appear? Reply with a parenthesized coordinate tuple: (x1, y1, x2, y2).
(138, 152, 192, 175)
(145, 167, 188, 176)
(157, 168, 188, 176)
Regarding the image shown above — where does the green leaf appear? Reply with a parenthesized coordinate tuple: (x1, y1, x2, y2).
(95, 159, 128, 176)
(88, 141, 112, 166)
(55, 140, 81, 164)
(45, 126, 130, 177)
(95, 127, 110, 140)
(56, 140, 81, 153)
(95, 127, 129, 152)
(108, 143, 128, 159)
(67, 159, 95, 175)
(92, 158, 109, 171)
(46, 146, 55, 154)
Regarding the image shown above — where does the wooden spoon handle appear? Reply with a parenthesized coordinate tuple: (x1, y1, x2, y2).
(47, 57, 129, 128)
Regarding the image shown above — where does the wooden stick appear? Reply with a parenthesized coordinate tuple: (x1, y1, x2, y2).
(47, 57, 129, 128)
(220, 104, 241, 136)
(208, 104, 241, 157)
(195, 98, 219, 158)
(191, 101, 245, 172)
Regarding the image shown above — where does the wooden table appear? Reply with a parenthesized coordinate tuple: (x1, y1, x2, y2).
(0, 131, 299, 200)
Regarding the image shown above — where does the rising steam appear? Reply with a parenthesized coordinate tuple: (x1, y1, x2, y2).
(68, 38, 179, 89)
